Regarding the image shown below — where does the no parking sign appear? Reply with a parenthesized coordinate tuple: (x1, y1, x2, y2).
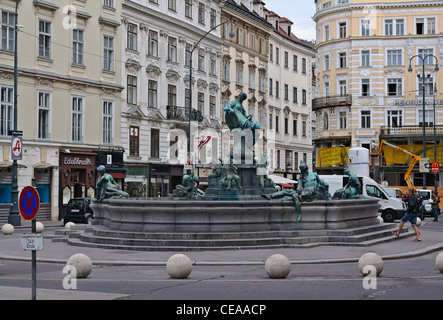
(19, 186, 40, 221)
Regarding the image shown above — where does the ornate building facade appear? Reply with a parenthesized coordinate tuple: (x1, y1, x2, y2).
(313, 0, 443, 188)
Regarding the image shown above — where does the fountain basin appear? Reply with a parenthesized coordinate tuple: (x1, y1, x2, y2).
(90, 198, 381, 233)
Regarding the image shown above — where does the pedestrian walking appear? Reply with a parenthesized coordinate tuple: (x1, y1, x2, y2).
(392, 187, 421, 241)
(431, 191, 440, 222)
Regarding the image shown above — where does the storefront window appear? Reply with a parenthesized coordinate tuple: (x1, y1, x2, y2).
(36, 184, 50, 203)
(0, 184, 11, 203)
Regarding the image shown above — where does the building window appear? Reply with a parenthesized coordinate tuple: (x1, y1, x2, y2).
(168, 37, 177, 62)
(38, 91, 51, 139)
(361, 79, 370, 96)
(72, 29, 84, 65)
(198, 48, 205, 71)
(269, 78, 273, 96)
(198, 92, 204, 115)
(416, 17, 436, 35)
(223, 62, 230, 81)
(324, 25, 330, 41)
(210, 53, 216, 75)
(302, 89, 307, 104)
(210, 95, 216, 119)
(148, 31, 158, 57)
(293, 87, 298, 103)
(324, 54, 330, 71)
(148, 80, 157, 108)
(185, 43, 192, 67)
(418, 48, 435, 65)
(168, 85, 177, 106)
(103, 35, 114, 71)
(151, 129, 160, 158)
(387, 78, 402, 96)
(102, 100, 113, 144)
(127, 75, 137, 104)
(71, 96, 84, 142)
(339, 80, 347, 96)
(339, 111, 347, 129)
(269, 44, 273, 61)
(293, 55, 298, 71)
(338, 52, 347, 68)
(275, 47, 279, 64)
(129, 126, 139, 156)
(250, 71, 255, 90)
(198, 3, 205, 25)
(259, 75, 265, 92)
(284, 51, 289, 68)
(0, 86, 13, 136)
(127, 23, 137, 51)
(339, 22, 347, 38)
(103, 0, 114, 8)
(361, 19, 370, 36)
(38, 20, 51, 59)
(418, 110, 433, 127)
(361, 110, 371, 128)
(302, 121, 307, 137)
(185, 0, 192, 19)
(236, 67, 243, 86)
(361, 50, 370, 66)
(168, 0, 176, 11)
(387, 49, 402, 66)
(284, 84, 289, 101)
(210, 9, 216, 28)
(284, 117, 289, 134)
(276, 81, 279, 98)
(302, 58, 307, 74)
(1, 10, 16, 52)
(293, 119, 298, 136)
(275, 115, 279, 132)
(387, 110, 402, 127)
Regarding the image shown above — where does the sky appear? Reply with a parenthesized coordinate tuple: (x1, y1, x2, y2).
(263, 0, 317, 42)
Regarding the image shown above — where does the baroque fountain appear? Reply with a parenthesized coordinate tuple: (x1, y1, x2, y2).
(69, 93, 391, 251)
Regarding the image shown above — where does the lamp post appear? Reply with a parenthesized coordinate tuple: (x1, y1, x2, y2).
(408, 54, 439, 190)
(434, 83, 438, 192)
(187, 21, 234, 198)
(8, 0, 21, 226)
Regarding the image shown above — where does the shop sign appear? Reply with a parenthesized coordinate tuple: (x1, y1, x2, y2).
(63, 156, 93, 166)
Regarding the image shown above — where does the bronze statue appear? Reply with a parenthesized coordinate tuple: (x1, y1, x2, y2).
(96, 165, 129, 200)
(172, 174, 205, 198)
(332, 168, 362, 199)
(297, 162, 330, 201)
(224, 92, 260, 132)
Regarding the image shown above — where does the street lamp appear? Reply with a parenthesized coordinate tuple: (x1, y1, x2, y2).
(8, 0, 21, 226)
(187, 21, 234, 198)
(408, 54, 439, 190)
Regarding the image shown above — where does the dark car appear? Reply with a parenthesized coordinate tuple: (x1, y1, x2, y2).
(64, 198, 94, 225)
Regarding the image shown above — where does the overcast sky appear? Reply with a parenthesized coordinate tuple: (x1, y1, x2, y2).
(263, 0, 317, 42)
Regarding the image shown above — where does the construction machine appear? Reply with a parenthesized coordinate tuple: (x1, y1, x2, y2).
(378, 139, 421, 188)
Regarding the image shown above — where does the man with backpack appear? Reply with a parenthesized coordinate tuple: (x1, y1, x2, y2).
(431, 191, 440, 222)
(392, 187, 422, 241)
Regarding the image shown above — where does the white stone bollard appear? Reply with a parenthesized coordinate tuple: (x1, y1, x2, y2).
(358, 252, 384, 276)
(65, 222, 75, 230)
(166, 254, 193, 279)
(265, 254, 291, 279)
(1, 224, 14, 235)
(2, 223, 14, 236)
(66, 253, 93, 278)
(377, 216, 384, 224)
(436, 252, 443, 273)
(35, 222, 44, 233)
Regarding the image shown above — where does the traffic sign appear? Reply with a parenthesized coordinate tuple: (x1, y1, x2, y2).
(20, 233, 44, 251)
(11, 136, 22, 160)
(419, 158, 430, 173)
(19, 186, 40, 220)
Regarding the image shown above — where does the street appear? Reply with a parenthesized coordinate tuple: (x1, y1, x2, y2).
(1, 252, 441, 301)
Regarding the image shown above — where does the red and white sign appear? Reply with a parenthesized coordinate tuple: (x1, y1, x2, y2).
(431, 162, 440, 173)
(11, 136, 22, 160)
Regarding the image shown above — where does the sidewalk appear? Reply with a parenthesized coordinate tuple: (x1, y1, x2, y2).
(1, 217, 443, 266)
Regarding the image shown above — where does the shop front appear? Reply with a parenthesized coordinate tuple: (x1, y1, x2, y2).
(150, 164, 183, 197)
(59, 151, 96, 220)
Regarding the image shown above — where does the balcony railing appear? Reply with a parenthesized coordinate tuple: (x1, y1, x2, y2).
(312, 94, 352, 111)
(380, 125, 443, 136)
(166, 105, 204, 123)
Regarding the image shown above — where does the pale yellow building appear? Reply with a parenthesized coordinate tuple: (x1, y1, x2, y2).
(313, 0, 443, 188)
(0, 0, 123, 222)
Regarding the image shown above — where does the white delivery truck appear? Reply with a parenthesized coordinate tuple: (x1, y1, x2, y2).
(319, 175, 407, 223)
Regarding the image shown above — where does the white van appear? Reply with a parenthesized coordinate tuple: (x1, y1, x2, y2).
(319, 175, 407, 223)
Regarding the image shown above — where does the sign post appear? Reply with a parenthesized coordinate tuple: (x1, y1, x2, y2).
(19, 186, 40, 300)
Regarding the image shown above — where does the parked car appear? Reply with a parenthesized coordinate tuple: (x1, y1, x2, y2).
(64, 198, 94, 225)
(417, 189, 437, 218)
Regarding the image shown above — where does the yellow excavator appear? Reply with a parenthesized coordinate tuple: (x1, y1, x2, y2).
(378, 139, 421, 189)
